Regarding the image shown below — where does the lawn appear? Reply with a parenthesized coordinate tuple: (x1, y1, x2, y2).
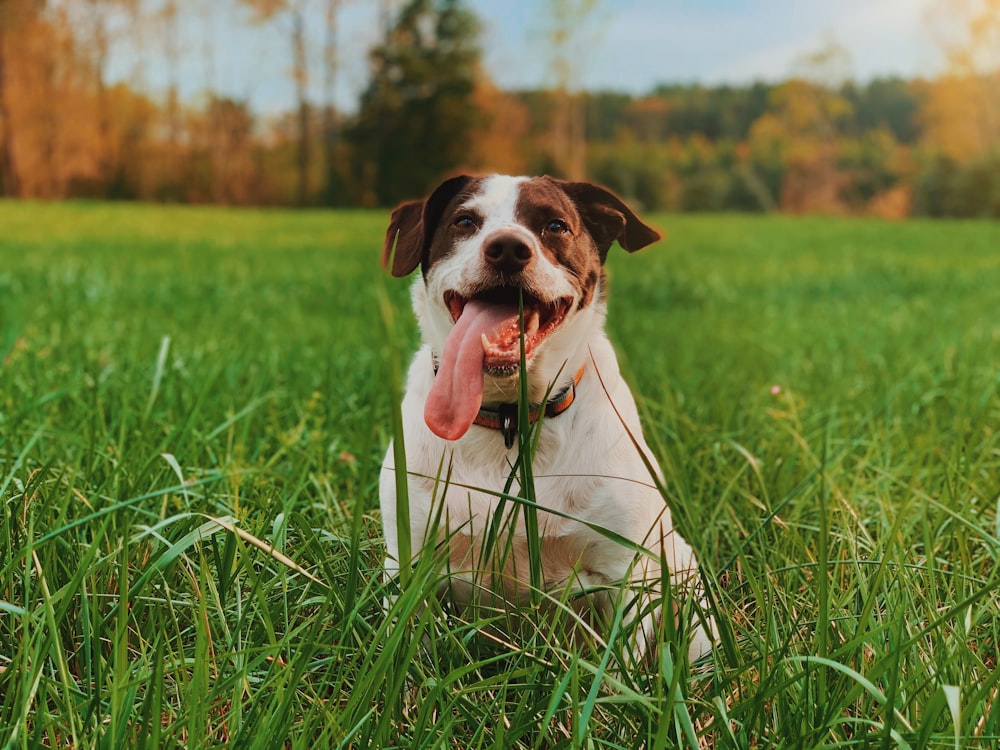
(1, 201, 998, 748)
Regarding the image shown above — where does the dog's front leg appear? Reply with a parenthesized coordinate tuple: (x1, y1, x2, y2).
(379, 448, 404, 609)
(610, 549, 716, 667)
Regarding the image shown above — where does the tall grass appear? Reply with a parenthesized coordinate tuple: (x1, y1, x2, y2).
(0, 201, 998, 747)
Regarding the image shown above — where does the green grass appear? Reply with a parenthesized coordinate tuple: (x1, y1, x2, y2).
(1, 200, 998, 748)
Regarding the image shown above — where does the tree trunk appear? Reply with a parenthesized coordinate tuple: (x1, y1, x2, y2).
(91, 5, 112, 192)
(293, 6, 310, 206)
(0, 27, 21, 197)
(322, 0, 340, 203)
(544, 0, 596, 180)
(163, 0, 181, 194)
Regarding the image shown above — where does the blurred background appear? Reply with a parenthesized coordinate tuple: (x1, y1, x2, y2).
(0, 0, 997, 216)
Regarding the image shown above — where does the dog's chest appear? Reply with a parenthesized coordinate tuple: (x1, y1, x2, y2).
(400, 340, 652, 541)
(410, 423, 604, 530)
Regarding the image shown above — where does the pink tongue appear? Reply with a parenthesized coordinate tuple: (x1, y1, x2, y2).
(425, 300, 518, 440)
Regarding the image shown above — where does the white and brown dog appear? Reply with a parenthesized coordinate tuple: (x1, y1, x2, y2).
(379, 174, 713, 662)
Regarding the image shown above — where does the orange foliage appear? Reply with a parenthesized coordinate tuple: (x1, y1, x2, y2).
(0, 1, 993, 214)
(919, 72, 1000, 162)
(769, 79, 852, 139)
(3, 14, 101, 198)
(467, 75, 532, 176)
(750, 79, 853, 213)
(866, 185, 912, 220)
(921, 0, 1000, 161)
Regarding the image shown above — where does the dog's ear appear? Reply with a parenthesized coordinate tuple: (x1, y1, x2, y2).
(382, 175, 475, 277)
(382, 200, 425, 277)
(558, 180, 661, 259)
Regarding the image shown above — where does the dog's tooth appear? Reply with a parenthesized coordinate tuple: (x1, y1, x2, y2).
(481, 333, 491, 353)
(526, 311, 540, 337)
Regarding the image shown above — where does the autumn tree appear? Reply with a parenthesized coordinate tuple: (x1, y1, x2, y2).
(467, 76, 531, 176)
(922, 0, 1000, 160)
(82, 0, 120, 189)
(0, 17, 18, 196)
(156, 0, 182, 191)
(245, 0, 315, 206)
(205, 96, 258, 204)
(542, 0, 599, 180)
(320, 0, 343, 203)
(745, 39, 854, 213)
(0, 1, 110, 198)
(347, 0, 481, 206)
(0, 0, 44, 196)
(751, 78, 853, 213)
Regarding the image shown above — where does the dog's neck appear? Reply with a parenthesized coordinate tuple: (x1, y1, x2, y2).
(429, 357, 586, 447)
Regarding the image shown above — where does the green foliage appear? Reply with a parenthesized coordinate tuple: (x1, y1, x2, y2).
(346, 0, 482, 207)
(647, 82, 775, 142)
(1, 202, 999, 746)
(595, 78, 920, 147)
(913, 154, 1000, 218)
(842, 77, 922, 143)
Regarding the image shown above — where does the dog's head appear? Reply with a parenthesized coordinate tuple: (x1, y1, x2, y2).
(382, 174, 660, 441)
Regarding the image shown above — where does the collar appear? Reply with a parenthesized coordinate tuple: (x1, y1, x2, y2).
(475, 365, 586, 448)
(432, 358, 586, 449)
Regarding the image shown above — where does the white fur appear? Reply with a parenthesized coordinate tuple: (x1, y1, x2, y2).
(381, 177, 714, 663)
(417, 174, 585, 405)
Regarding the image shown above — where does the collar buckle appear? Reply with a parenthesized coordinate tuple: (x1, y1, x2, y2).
(498, 404, 518, 449)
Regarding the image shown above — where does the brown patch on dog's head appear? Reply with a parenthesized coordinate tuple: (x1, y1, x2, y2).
(556, 179, 661, 260)
(381, 175, 481, 277)
(514, 176, 660, 309)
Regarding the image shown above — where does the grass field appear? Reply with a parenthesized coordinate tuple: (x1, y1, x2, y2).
(1, 200, 998, 748)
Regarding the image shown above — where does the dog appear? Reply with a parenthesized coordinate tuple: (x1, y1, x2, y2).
(379, 174, 714, 662)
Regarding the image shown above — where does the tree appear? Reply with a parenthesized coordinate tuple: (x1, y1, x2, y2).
(348, 0, 481, 206)
(159, 0, 182, 189)
(0, 0, 43, 197)
(245, 0, 315, 206)
(744, 38, 854, 213)
(467, 76, 531, 176)
(321, 0, 343, 203)
(542, 0, 599, 180)
(922, 0, 1000, 160)
(206, 95, 257, 204)
(0, 22, 19, 196)
(0, 1, 107, 199)
(83, 0, 119, 190)
(845, 77, 921, 144)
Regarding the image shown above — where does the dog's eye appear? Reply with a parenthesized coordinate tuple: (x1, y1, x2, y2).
(453, 215, 477, 230)
(545, 219, 569, 235)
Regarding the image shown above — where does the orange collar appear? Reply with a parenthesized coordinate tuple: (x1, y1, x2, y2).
(473, 365, 586, 448)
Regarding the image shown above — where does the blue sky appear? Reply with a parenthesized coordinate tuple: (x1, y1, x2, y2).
(477, 0, 938, 89)
(108, 0, 941, 114)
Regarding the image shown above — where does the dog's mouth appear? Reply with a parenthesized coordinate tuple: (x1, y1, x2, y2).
(444, 287, 572, 374)
(423, 286, 573, 442)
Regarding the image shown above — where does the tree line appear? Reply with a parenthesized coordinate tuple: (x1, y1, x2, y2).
(1, 0, 998, 217)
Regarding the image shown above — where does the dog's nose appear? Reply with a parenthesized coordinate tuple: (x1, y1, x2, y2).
(483, 234, 533, 274)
